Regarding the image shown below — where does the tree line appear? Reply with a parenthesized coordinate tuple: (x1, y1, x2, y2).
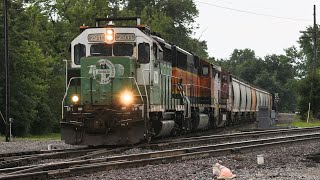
(0, 0, 318, 136)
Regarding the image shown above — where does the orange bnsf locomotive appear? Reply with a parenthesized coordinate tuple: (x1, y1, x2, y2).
(61, 17, 272, 145)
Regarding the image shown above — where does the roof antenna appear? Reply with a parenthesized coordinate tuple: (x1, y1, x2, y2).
(197, 26, 208, 41)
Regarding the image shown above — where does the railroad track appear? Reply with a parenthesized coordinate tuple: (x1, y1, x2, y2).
(1, 126, 320, 170)
(0, 121, 260, 168)
(0, 146, 129, 169)
(148, 126, 320, 149)
(1, 128, 320, 179)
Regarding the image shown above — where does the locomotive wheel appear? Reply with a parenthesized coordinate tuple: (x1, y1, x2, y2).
(171, 123, 180, 136)
(227, 112, 232, 126)
(215, 115, 225, 128)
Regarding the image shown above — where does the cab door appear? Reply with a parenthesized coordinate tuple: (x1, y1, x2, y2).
(150, 43, 162, 109)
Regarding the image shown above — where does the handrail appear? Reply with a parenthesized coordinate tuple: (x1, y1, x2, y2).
(183, 84, 211, 117)
(183, 84, 211, 102)
(159, 74, 181, 80)
(61, 77, 90, 119)
(183, 84, 211, 90)
(142, 69, 150, 119)
(111, 76, 144, 104)
(61, 76, 145, 120)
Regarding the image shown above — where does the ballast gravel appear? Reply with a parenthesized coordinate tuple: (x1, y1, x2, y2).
(2, 114, 320, 179)
(0, 140, 85, 154)
(2, 139, 320, 179)
(66, 140, 320, 180)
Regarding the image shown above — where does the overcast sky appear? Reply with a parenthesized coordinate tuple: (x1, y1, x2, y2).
(193, 0, 317, 59)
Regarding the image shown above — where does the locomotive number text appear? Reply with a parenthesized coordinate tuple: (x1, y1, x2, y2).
(88, 33, 105, 42)
(115, 33, 136, 41)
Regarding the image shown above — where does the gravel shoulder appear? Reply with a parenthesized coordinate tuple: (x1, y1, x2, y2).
(0, 140, 85, 154)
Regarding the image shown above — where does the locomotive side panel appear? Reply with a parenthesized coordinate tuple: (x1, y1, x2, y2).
(213, 67, 221, 107)
(199, 60, 211, 105)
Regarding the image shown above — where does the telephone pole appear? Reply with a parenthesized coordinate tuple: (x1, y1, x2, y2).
(307, 5, 317, 122)
(3, 0, 10, 142)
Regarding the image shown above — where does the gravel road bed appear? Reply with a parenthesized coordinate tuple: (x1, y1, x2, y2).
(63, 140, 320, 180)
(0, 140, 85, 154)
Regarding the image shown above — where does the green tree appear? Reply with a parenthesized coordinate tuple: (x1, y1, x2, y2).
(297, 69, 320, 117)
(11, 40, 54, 136)
(123, 0, 206, 57)
(296, 26, 320, 117)
(219, 48, 258, 74)
(0, 1, 58, 136)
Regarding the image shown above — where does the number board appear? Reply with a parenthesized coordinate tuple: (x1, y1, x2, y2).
(115, 33, 136, 41)
(88, 33, 105, 42)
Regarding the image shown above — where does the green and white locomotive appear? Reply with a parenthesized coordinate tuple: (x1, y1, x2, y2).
(62, 17, 186, 145)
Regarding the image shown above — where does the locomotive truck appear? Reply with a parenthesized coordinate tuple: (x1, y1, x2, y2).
(61, 17, 272, 145)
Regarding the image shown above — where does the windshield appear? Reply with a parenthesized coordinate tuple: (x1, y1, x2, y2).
(90, 43, 134, 56)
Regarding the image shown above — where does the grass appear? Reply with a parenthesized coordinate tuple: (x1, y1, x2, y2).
(277, 114, 320, 128)
(0, 133, 61, 142)
(291, 120, 320, 127)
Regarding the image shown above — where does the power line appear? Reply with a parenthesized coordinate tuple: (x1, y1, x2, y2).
(195, 0, 312, 22)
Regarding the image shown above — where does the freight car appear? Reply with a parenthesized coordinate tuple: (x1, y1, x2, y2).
(61, 17, 272, 145)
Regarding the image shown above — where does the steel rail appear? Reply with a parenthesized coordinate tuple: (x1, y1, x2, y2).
(0, 147, 128, 169)
(1, 127, 320, 170)
(1, 132, 320, 179)
(148, 126, 320, 148)
(156, 126, 320, 142)
(0, 147, 93, 159)
(2, 127, 320, 169)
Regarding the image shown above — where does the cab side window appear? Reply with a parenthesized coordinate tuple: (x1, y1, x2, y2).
(138, 43, 150, 64)
(74, 43, 86, 65)
(202, 65, 209, 76)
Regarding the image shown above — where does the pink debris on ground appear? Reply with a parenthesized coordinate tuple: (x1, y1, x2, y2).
(212, 163, 237, 179)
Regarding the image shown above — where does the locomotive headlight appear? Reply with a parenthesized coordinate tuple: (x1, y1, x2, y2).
(106, 29, 114, 41)
(120, 91, 133, 106)
(72, 95, 80, 103)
